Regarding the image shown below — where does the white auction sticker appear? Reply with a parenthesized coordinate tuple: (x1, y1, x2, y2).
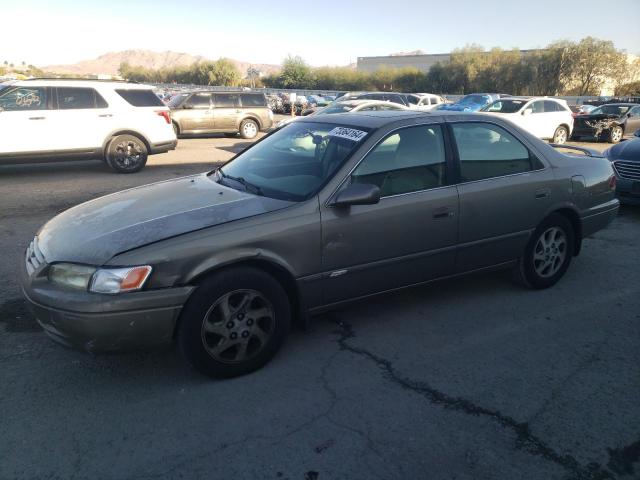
(328, 127, 368, 142)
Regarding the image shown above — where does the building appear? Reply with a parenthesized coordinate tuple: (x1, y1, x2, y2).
(357, 50, 540, 74)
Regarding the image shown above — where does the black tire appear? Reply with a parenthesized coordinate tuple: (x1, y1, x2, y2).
(239, 119, 259, 139)
(515, 213, 575, 289)
(552, 126, 568, 144)
(178, 267, 291, 378)
(608, 126, 623, 144)
(105, 134, 148, 174)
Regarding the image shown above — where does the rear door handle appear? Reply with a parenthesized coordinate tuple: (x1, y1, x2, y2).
(433, 207, 455, 219)
(29, 116, 46, 120)
(535, 188, 551, 199)
(98, 114, 113, 118)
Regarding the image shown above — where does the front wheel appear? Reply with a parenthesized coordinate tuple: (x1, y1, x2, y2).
(105, 134, 148, 173)
(552, 126, 568, 144)
(239, 119, 259, 139)
(178, 267, 291, 378)
(608, 126, 623, 144)
(515, 213, 575, 289)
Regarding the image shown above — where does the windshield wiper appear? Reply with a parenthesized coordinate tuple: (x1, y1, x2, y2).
(216, 168, 263, 196)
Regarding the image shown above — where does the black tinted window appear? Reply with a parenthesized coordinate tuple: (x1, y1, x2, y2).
(240, 93, 266, 107)
(352, 125, 447, 196)
(116, 89, 164, 107)
(452, 123, 536, 182)
(215, 94, 240, 108)
(0, 87, 48, 111)
(544, 101, 560, 112)
(57, 87, 108, 109)
(187, 93, 212, 109)
(386, 94, 407, 106)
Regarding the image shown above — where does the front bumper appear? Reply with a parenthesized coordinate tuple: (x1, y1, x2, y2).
(616, 177, 640, 205)
(21, 261, 194, 353)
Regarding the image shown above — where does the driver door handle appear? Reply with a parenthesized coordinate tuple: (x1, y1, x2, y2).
(433, 207, 455, 219)
(29, 116, 46, 120)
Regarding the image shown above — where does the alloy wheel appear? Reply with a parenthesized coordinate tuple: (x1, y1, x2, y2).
(200, 289, 274, 364)
(533, 227, 567, 278)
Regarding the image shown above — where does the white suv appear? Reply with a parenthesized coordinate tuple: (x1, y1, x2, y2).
(0, 79, 177, 173)
(480, 97, 574, 144)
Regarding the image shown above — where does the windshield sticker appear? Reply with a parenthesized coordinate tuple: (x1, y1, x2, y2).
(328, 127, 368, 142)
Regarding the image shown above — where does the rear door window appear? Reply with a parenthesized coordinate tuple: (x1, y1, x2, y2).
(451, 122, 540, 182)
(240, 93, 266, 107)
(115, 89, 164, 107)
(214, 94, 240, 108)
(0, 86, 49, 111)
(56, 87, 108, 109)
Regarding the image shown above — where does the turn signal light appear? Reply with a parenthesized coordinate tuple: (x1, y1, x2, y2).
(609, 175, 617, 191)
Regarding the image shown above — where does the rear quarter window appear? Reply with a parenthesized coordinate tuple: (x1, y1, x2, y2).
(115, 89, 164, 107)
(240, 94, 267, 107)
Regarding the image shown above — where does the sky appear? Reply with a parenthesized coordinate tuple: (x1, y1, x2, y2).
(3, 0, 639, 67)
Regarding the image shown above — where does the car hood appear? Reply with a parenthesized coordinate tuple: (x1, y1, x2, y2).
(36, 173, 294, 265)
(605, 137, 640, 162)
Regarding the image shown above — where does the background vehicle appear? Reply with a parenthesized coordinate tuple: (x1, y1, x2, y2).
(603, 129, 640, 204)
(569, 104, 597, 118)
(482, 97, 574, 144)
(438, 93, 505, 112)
(572, 103, 640, 143)
(276, 99, 410, 127)
(337, 91, 411, 107)
(170, 91, 273, 139)
(0, 79, 176, 173)
(407, 93, 447, 110)
(22, 111, 618, 378)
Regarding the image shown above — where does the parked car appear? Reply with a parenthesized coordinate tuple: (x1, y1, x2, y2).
(481, 97, 574, 144)
(21, 111, 619, 378)
(572, 103, 640, 143)
(0, 79, 176, 173)
(438, 93, 505, 112)
(337, 91, 411, 107)
(569, 104, 596, 118)
(407, 93, 447, 111)
(603, 129, 640, 204)
(170, 91, 273, 139)
(307, 95, 332, 107)
(276, 99, 410, 127)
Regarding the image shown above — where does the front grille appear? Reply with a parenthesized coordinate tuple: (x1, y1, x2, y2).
(25, 236, 46, 275)
(614, 161, 640, 181)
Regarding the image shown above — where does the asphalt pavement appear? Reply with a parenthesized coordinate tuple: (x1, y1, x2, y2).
(0, 131, 638, 480)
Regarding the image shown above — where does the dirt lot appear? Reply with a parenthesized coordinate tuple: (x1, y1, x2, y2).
(0, 130, 638, 480)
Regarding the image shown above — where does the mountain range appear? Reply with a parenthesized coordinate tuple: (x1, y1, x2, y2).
(43, 50, 281, 76)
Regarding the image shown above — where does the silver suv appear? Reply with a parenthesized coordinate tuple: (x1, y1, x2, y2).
(169, 91, 274, 139)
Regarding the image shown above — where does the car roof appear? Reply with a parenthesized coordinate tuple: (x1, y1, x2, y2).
(13, 79, 154, 89)
(596, 103, 637, 107)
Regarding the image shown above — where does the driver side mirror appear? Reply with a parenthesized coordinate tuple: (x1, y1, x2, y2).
(522, 109, 532, 116)
(331, 183, 380, 207)
(182, 103, 193, 109)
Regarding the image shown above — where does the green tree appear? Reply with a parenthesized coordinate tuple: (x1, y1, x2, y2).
(207, 58, 241, 86)
(279, 55, 314, 88)
(564, 37, 627, 95)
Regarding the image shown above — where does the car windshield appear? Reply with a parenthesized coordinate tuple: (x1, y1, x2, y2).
(589, 105, 630, 116)
(482, 99, 526, 113)
(459, 94, 490, 105)
(320, 103, 357, 114)
(214, 121, 370, 201)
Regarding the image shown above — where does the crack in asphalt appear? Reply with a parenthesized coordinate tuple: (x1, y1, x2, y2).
(330, 315, 626, 480)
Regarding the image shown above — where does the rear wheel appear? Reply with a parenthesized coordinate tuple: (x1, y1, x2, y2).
(178, 267, 291, 378)
(552, 126, 568, 144)
(240, 119, 259, 139)
(105, 134, 148, 173)
(515, 213, 575, 289)
(608, 126, 623, 143)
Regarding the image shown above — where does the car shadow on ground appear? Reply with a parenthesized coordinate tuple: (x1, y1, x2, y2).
(215, 142, 255, 154)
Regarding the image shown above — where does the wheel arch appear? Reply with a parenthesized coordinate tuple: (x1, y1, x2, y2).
(173, 257, 304, 338)
(550, 207, 583, 256)
(102, 130, 152, 156)
(239, 115, 262, 130)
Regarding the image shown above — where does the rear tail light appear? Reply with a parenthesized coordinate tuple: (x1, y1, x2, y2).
(609, 175, 617, 191)
(155, 110, 171, 124)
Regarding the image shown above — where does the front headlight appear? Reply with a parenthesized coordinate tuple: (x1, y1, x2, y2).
(90, 266, 152, 294)
(48, 263, 96, 290)
(47, 263, 152, 294)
